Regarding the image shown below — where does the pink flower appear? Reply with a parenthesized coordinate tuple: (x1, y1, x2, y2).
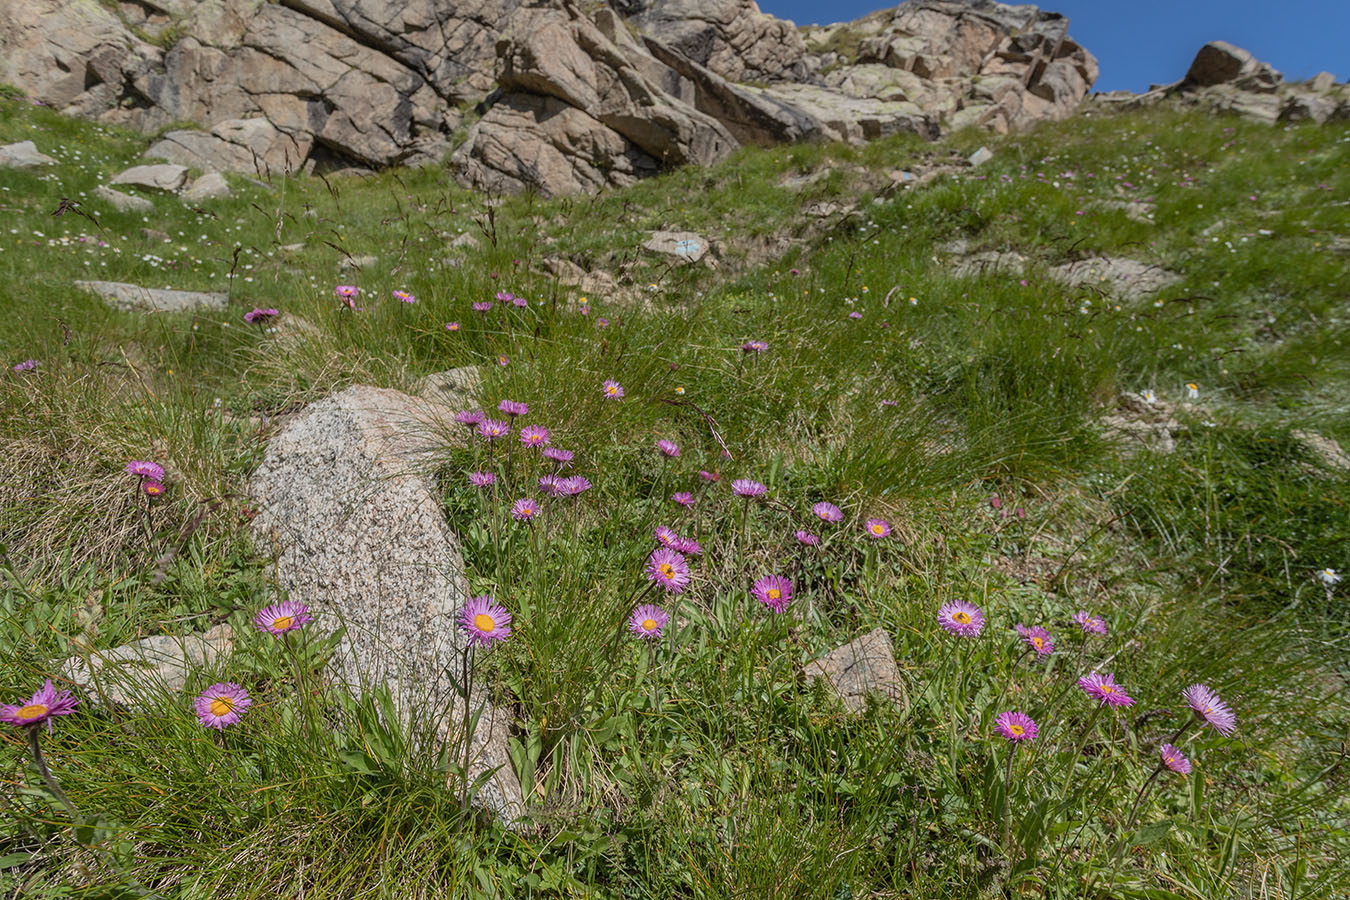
(446, 321, 461, 331)
(460, 596, 512, 648)
(254, 600, 313, 635)
(1015, 624, 1054, 656)
(994, 711, 1037, 743)
(1074, 610, 1108, 635)
(510, 498, 539, 521)
(1, 680, 78, 730)
(1183, 684, 1236, 736)
(1160, 743, 1191, 774)
(519, 424, 550, 448)
(731, 479, 767, 498)
(671, 491, 693, 507)
(864, 518, 890, 539)
(629, 604, 670, 640)
(393, 290, 416, 304)
(938, 601, 984, 638)
(1077, 672, 1135, 708)
(334, 285, 359, 307)
(646, 548, 691, 594)
(751, 575, 793, 613)
(795, 530, 820, 546)
(195, 682, 250, 729)
(602, 380, 624, 399)
(812, 501, 843, 523)
(469, 471, 496, 488)
(657, 440, 680, 458)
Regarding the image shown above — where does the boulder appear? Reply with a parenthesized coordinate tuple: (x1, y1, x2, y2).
(110, 164, 190, 192)
(804, 628, 906, 714)
(247, 384, 522, 824)
(1048, 257, 1181, 301)
(181, 172, 232, 202)
(60, 625, 234, 709)
(0, 141, 57, 169)
(1183, 41, 1280, 89)
(1294, 430, 1350, 473)
(75, 280, 228, 312)
(629, 0, 813, 83)
(417, 365, 482, 407)
(95, 185, 155, 213)
(146, 118, 313, 176)
(643, 230, 710, 262)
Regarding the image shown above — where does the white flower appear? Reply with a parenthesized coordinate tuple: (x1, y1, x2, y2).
(1319, 568, 1341, 586)
(1140, 389, 1157, 406)
(1186, 382, 1199, 400)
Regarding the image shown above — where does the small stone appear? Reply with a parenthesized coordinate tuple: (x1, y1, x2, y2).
(643, 230, 709, 263)
(0, 140, 56, 168)
(804, 628, 905, 714)
(1293, 430, 1350, 472)
(967, 146, 994, 167)
(60, 624, 234, 709)
(75, 280, 228, 312)
(140, 228, 171, 242)
(448, 233, 480, 250)
(1308, 72, 1337, 94)
(110, 164, 190, 192)
(95, 185, 154, 213)
(339, 255, 379, 270)
(182, 172, 231, 202)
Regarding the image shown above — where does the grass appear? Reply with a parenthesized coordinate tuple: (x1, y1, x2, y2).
(0, 93, 1348, 898)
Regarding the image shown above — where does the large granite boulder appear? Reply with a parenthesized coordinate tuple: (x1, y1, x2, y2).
(247, 382, 523, 824)
(146, 118, 313, 176)
(628, 0, 812, 83)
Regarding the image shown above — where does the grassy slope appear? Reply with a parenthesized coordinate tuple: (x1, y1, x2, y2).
(0, 93, 1348, 898)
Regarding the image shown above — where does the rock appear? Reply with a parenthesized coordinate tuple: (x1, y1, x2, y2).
(1183, 41, 1280, 89)
(1102, 392, 1181, 455)
(247, 384, 522, 824)
(1048, 257, 1181, 301)
(146, 119, 312, 176)
(110, 164, 189, 193)
(140, 228, 171, 243)
(448, 233, 480, 250)
(1308, 72, 1337, 94)
(181, 172, 232, 202)
(753, 81, 938, 144)
(1294, 430, 1350, 473)
(968, 146, 993, 166)
(643, 230, 709, 263)
(60, 625, 234, 709)
(417, 366, 481, 407)
(339, 255, 379, 270)
(0, 140, 57, 168)
(75, 280, 228, 312)
(95, 185, 155, 214)
(629, 0, 813, 83)
(803, 628, 905, 714)
(1280, 93, 1339, 125)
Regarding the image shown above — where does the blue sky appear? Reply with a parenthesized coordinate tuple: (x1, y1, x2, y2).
(759, 0, 1349, 92)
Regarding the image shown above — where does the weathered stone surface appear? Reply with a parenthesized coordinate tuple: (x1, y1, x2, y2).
(629, 0, 812, 83)
(968, 146, 993, 166)
(417, 365, 481, 407)
(1294, 430, 1350, 473)
(60, 625, 234, 709)
(1048, 257, 1181, 301)
(754, 81, 938, 144)
(75, 280, 228, 312)
(0, 141, 57, 169)
(146, 118, 313, 176)
(247, 384, 522, 823)
(110, 164, 190, 192)
(643, 230, 709, 262)
(95, 185, 155, 213)
(1183, 41, 1279, 89)
(804, 628, 905, 714)
(181, 172, 232, 202)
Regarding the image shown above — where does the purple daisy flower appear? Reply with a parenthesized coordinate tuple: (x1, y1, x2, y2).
(142, 480, 166, 499)
(671, 491, 694, 507)
(195, 682, 250, 730)
(1016, 624, 1054, 656)
(1074, 610, 1108, 635)
(446, 322, 461, 331)
(334, 285, 359, 307)
(674, 536, 702, 555)
(629, 604, 670, 640)
(1, 680, 78, 730)
(1183, 684, 1236, 736)
(646, 547, 691, 594)
(472, 301, 493, 313)
(254, 600, 313, 636)
(602, 380, 624, 400)
(126, 460, 164, 481)
(539, 474, 563, 497)
(657, 439, 680, 458)
(244, 307, 279, 323)
(597, 317, 609, 327)
(994, 710, 1038, 743)
(497, 355, 510, 367)
(542, 447, 574, 466)
(560, 475, 591, 496)
(1160, 743, 1191, 775)
(511, 498, 539, 521)
(495, 291, 514, 303)
(848, 311, 863, 319)
(460, 595, 512, 648)
(654, 526, 680, 548)
(498, 400, 529, 417)
(455, 410, 485, 427)
(938, 601, 984, 638)
(731, 479, 767, 498)
(864, 518, 891, 539)
(393, 289, 416, 304)
(12, 359, 38, 372)
(795, 530, 820, 546)
(477, 418, 510, 440)
(512, 295, 528, 307)
(519, 424, 550, 448)
(741, 340, 768, 353)
(699, 470, 720, 483)
(812, 501, 843, 524)
(752, 575, 793, 613)
(1078, 672, 1135, 708)
(469, 471, 496, 488)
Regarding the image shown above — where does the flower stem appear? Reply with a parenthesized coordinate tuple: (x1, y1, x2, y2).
(1002, 745, 1018, 858)
(1060, 704, 1104, 801)
(27, 726, 81, 825)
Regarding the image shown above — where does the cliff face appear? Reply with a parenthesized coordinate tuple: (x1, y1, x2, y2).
(0, 0, 1099, 192)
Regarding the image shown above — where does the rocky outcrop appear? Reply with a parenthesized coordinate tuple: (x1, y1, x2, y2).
(75, 280, 228, 312)
(0, 141, 57, 169)
(3, 0, 1098, 192)
(247, 383, 523, 824)
(1092, 42, 1348, 125)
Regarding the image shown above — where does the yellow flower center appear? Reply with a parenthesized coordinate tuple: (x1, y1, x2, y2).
(606, 386, 617, 394)
(271, 616, 293, 631)
(1101, 684, 1114, 693)
(871, 523, 884, 534)
(147, 484, 162, 494)
(659, 563, 675, 578)
(1187, 383, 1198, 390)
(1032, 637, 1044, 649)
(767, 588, 781, 600)
(642, 618, 657, 632)
(474, 613, 496, 633)
(16, 703, 48, 720)
(209, 697, 234, 717)
(1009, 724, 1024, 736)
(953, 611, 971, 624)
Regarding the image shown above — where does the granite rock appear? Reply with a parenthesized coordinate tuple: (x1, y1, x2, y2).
(0, 140, 57, 168)
(95, 185, 155, 213)
(804, 628, 906, 714)
(110, 163, 190, 192)
(75, 280, 228, 312)
(61, 624, 235, 709)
